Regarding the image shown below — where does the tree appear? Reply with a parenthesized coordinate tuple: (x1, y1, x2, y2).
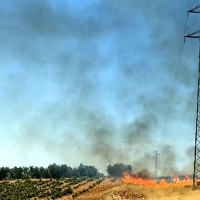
(85, 166, 98, 178)
(107, 163, 132, 177)
(30, 166, 40, 179)
(29, 166, 35, 179)
(29, 166, 41, 179)
(98, 172, 105, 177)
(0, 163, 104, 179)
(69, 167, 79, 177)
(60, 164, 71, 178)
(23, 167, 30, 179)
(0, 167, 9, 180)
(48, 163, 61, 179)
(40, 167, 49, 178)
(9, 168, 15, 179)
(77, 163, 86, 177)
(12, 166, 23, 179)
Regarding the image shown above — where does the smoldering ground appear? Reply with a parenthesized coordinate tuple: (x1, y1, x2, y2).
(0, 0, 198, 175)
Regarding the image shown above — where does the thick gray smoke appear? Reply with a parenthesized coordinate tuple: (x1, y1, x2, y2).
(0, 0, 198, 175)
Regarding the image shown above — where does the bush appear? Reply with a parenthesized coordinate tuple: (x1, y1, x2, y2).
(62, 187, 73, 195)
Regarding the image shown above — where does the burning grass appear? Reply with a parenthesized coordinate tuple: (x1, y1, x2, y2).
(122, 172, 193, 187)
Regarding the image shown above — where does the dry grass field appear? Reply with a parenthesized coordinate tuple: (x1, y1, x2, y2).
(100, 183, 200, 200)
(2, 178, 200, 199)
(72, 179, 200, 200)
(58, 178, 200, 200)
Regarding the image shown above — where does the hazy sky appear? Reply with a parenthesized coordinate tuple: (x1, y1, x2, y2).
(0, 0, 200, 176)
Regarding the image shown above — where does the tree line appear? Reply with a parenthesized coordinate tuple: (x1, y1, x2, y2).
(107, 163, 132, 177)
(0, 162, 147, 180)
(0, 163, 104, 180)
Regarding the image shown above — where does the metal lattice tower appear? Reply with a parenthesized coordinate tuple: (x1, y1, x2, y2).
(154, 150, 158, 179)
(185, 5, 200, 189)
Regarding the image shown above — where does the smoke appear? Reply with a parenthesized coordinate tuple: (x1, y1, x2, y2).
(0, 0, 197, 174)
(180, 146, 194, 175)
(123, 114, 157, 146)
(158, 145, 177, 176)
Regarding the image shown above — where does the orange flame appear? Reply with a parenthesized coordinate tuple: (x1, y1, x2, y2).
(122, 172, 193, 187)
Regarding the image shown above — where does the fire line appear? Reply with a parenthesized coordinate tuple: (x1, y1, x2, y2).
(122, 172, 193, 187)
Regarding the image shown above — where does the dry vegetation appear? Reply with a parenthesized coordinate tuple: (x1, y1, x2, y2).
(0, 177, 120, 200)
(2, 178, 200, 199)
(100, 183, 200, 200)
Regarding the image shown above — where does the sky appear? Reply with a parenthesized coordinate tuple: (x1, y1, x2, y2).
(0, 0, 200, 176)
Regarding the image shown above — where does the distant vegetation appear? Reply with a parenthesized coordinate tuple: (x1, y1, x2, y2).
(107, 163, 132, 177)
(0, 162, 151, 199)
(0, 163, 107, 199)
(107, 163, 150, 179)
(0, 162, 151, 181)
(132, 168, 150, 179)
(0, 163, 104, 180)
(0, 177, 105, 199)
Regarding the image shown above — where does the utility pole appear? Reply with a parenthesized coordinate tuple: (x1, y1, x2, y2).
(185, 5, 200, 189)
(154, 150, 158, 179)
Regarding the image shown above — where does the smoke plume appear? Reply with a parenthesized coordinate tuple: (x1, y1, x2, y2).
(0, 0, 197, 175)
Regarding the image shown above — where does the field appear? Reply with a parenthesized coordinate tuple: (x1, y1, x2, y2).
(1, 178, 200, 199)
(100, 183, 200, 200)
(0, 177, 120, 200)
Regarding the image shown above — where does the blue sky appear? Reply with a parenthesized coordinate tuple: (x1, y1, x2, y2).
(0, 0, 199, 176)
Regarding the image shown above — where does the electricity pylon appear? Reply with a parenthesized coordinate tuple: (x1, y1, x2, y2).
(185, 4, 200, 189)
(154, 150, 158, 179)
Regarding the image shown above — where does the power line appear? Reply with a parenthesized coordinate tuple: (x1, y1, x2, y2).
(188, 13, 199, 34)
(161, 15, 188, 136)
(177, 89, 196, 132)
(191, 0, 197, 8)
(162, 3, 199, 137)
